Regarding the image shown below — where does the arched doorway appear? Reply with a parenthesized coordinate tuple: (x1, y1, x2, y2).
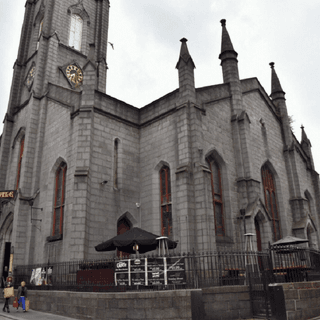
(0, 213, 13, 286)
(117, 217, 131, 258)
(254, 216, 262, 252)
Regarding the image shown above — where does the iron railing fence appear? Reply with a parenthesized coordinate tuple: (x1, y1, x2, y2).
(247, 247, 320, 319)
(269, 246, 320, 283)
(12, 248, 320, 292)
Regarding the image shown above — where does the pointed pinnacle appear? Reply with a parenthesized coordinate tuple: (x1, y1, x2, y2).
(301, 125, 311, 146)
(220, 19, 237, 56)
(176, 38, 195, 69)
(270, 62, 284, 95)
(220, 19, 226, 27)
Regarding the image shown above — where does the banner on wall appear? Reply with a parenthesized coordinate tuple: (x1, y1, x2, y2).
(0, 191, 16, 199)
(30, 266, 53, 286)
(30, 268, 42, 285)
(166, 257, 186, 285)
(147, 258, 165, 285)
(114, 257, 185, 286)
(130, 259, 147, 286)
(114, 260, 130, 286)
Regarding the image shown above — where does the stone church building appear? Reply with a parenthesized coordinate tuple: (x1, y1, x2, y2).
(0, 0, 319, 272)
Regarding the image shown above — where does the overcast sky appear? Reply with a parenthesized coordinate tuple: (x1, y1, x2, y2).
(0, 0, 319, 171)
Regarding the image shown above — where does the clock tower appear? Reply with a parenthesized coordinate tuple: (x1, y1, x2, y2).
(0, 0, 110, 265)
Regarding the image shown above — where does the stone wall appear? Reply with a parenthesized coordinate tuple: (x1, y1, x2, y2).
(18, 282, 320, 320)
(21, 286, 252, 320)
(202, 286, 251, 320)
(25, 289, 204, 320)
(282, 281, 320, 320)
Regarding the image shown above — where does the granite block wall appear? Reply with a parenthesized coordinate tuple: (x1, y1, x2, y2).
(282, 281, 320, 320)
(202, 286, 251, 320)
(11, 281, 320, 320)
(25, 289, 203, 320)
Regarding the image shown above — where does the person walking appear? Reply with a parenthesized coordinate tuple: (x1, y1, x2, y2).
(3, 279, 12, 313)
(16, 281, 28, 312)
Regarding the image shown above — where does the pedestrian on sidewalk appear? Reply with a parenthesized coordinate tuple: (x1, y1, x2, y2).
(17, 281, 28, 312)
(2, 279, 12, 313)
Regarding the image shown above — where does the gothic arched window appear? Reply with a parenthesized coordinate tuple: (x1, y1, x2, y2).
(208, 159, 225, 236)
(160, 166, 172, 237)
(36, 19, 44, 50)
(117, 217, 131, 258)
(53, 162, 67, 237)
(305, 191, 312, 216)
(261, 165, 281, 241)
(69, 14, 83, 51)
(16, 136, 25, 190)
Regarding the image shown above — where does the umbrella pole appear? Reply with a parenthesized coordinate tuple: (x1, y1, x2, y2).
(133, 243, 140, 258)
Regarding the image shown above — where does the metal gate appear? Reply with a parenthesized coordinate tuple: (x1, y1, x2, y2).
(247, 251, 274, 319)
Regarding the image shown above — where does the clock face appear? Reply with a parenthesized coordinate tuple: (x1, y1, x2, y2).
(66, 64, 83, 86)
(27, 66, 36, 85)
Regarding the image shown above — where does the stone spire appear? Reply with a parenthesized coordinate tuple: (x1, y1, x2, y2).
(301, 125, 311, 147)
(269, 62, 292, 147)
(176, 38, 196, 101)
(220, 19, 236, 55)
(301, 125, 314, 169)
(270, 62, 285, 99)
(219, 19, 239, 83)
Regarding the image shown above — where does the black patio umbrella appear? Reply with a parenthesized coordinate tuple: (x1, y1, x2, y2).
(95, 227, 178, 254)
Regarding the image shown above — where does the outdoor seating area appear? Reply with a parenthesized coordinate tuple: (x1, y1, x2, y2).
(11, 246, 320, 292)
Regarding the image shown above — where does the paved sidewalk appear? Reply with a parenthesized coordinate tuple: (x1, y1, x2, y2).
(0, 309, 79, 320)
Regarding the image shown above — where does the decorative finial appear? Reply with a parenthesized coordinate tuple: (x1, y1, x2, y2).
(301, 124, 304, 130)
(269, 62, 275, 69)
(220, 19, 226, 27)
(180, 38, 188, 43)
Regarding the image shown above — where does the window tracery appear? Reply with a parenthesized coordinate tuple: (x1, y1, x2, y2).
(160, 166, 172, 237)
(53, 162, 67, 237)
(208, 159, 225, 236)
(261, 165, 281, 241)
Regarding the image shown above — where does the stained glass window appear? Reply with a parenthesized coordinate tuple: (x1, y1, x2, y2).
(160, 166, 172, 237)
(53, 162, 67, 236)
(208, 159, 225, 236)
(261, 165, 281, 241)
(69, 14, 83, 51)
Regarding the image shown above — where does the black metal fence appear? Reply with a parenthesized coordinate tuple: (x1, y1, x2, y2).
(246, 247, 320, 319)
(12, 247, 320, 292)
(270, 246, 320, 283)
